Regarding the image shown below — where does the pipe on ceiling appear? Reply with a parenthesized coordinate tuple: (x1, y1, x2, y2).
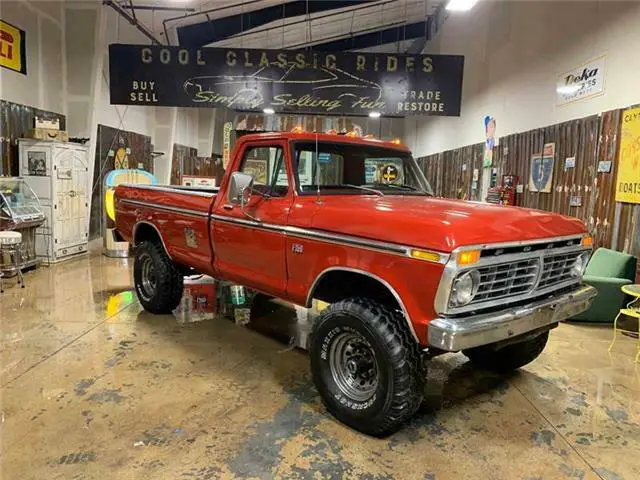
(103, 0, 161, 45)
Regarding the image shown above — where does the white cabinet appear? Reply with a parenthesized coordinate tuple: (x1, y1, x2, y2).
(18, 140, 90, 263)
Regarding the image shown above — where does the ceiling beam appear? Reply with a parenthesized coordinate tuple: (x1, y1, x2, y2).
(177, 0, 373, 48)
(302, 19, 430, 52)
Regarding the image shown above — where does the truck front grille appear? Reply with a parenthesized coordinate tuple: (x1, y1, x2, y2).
(473, 258, 539, 303)
(538, 251, 582, 289)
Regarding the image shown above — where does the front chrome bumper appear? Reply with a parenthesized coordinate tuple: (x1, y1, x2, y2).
(427, 284, 597, 351)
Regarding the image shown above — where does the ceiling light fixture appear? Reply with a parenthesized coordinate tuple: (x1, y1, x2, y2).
(446, 0, 479, 12)
(369, 111, 381, 118)
(263, 108, 275, 115)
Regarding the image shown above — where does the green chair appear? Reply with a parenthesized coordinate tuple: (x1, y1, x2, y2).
(572, 248, 638, 323)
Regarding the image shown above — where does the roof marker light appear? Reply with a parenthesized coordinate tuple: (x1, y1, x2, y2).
(291, 126, 305, 133)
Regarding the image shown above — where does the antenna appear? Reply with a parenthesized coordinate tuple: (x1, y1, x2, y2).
(315, 132, 321, 204)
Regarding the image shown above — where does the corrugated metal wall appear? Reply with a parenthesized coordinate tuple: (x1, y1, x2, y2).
(416, 108, 639, 259)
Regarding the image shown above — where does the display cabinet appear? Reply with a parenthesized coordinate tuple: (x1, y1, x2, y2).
(18, 139, 90, 263)
(0, 177, 46, 271)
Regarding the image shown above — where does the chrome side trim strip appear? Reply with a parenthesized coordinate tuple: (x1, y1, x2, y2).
(285, 226, 408, 256)
(210, 214, 449, 264)
(306, 266, 419, 343)
(132, 221, 173, 261)
(122, 199, 209, 218)
(120, 184, 215, 198)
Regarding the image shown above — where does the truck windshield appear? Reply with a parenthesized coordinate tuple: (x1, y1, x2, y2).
(293, 141, 433, 196)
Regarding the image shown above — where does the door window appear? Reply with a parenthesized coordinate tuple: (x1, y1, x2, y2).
(239, 146, 288, 197)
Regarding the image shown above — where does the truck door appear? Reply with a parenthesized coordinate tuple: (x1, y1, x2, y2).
(212, 141, 293, 296)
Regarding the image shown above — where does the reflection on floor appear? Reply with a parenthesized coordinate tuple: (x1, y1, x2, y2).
(0, 252, 639, 480)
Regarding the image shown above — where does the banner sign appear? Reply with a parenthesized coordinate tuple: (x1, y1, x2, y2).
(615, 106, 640, 204)
(108, 44, 464, 117)
(0, 19, 27, 75)
(556, 56, 605, 106)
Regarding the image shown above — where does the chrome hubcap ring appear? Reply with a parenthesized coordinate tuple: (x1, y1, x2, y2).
(140, 254, 157, 298)
(328, 331, 378, 402)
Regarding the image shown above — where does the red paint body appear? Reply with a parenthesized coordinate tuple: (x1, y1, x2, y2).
(115, 132, 588, 345)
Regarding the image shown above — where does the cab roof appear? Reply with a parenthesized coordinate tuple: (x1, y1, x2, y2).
(235, 132, 411, 153)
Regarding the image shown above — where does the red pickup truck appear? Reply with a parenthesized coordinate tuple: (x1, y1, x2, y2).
(114, 131, 596, 436)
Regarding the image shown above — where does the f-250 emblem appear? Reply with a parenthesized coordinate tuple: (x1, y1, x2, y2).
(292, 243, 304, 254)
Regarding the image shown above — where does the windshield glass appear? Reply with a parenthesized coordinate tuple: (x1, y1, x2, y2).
(292, 141, 433, 196)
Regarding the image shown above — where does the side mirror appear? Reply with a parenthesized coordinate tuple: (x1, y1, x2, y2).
(228, 172, 254, 204)
(240, 185, 252, 208)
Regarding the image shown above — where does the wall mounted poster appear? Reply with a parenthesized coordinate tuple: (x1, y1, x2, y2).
(529, 143, 555, 193)
(483, 116, 496, 167)
(108, 45, 464, 116)
(0, 20, 27, 75)
(615, 106, 640, 204)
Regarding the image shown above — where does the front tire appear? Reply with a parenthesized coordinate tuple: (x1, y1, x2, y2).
(309, 298, 424, 437)
(463, 331, 549, 372)
(134, 241, 183, 314)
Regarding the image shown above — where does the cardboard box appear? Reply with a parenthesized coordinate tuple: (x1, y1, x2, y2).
(35, 116, 60, 130)
(25, 128, 69, 142)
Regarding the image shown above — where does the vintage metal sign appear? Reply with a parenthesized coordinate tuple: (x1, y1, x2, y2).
(556, 55, 605, 106)
(615, 106, 640, 204)
(0, 20, 26, 75)
(108, 45, 464, 117)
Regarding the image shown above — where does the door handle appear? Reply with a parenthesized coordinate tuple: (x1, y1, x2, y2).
(222, 204, 234, 210)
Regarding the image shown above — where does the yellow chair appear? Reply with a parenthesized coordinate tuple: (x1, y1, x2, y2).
(609, 284, 640, 362)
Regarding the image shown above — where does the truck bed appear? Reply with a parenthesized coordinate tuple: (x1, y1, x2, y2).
(115, 184, 218, 274)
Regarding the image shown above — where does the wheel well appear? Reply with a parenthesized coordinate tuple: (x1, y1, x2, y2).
(133, 222, 163, 246)
(309, 270, 401, 311)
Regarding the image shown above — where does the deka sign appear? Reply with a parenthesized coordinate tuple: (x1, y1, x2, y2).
(556, 56, 605, 106)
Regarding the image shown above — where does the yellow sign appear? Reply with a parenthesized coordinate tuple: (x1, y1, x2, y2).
(616, 107, 640, 204)
(0, 20, 26, 74)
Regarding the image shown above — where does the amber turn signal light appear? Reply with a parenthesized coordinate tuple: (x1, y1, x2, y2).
(410, 249, 442, 263)
(457, 250, 481, 266)
(581, 235, 593, 248)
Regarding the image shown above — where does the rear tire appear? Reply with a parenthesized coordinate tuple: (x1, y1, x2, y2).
(309, 298, 424, 437)
(134, 241, 183, 314)
(463, 331, 549, 372)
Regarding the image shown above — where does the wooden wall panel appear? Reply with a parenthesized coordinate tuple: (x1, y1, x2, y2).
(0, 100, 66, 176)
(416, 108, 637, 255)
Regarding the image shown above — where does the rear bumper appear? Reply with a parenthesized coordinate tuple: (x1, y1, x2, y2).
(427, 284, 597, 351)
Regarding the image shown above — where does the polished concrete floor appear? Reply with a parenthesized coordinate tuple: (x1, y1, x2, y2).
(1, 252, 639, 480)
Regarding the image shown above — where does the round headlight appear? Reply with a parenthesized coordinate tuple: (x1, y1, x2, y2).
(451, 270, 480, 307)
(571, 251, 591, 277)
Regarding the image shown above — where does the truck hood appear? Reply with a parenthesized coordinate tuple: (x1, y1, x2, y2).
(307, 196, 587, 253)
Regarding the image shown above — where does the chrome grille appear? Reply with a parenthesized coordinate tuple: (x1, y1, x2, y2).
(538, 251, 582, 289)
(472, 258, 539, 303)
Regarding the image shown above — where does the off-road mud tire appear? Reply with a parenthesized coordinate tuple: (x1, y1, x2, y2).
(309, 297, 424, 437)
(134, 241, 183, 314)
(463, 331, 549, 372)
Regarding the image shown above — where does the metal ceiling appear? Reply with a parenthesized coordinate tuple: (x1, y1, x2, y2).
(107, 0, 446, 52)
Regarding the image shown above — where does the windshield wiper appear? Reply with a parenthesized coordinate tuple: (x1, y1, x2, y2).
(340, 184, 385, 196)
(371, 183, 434, 195)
